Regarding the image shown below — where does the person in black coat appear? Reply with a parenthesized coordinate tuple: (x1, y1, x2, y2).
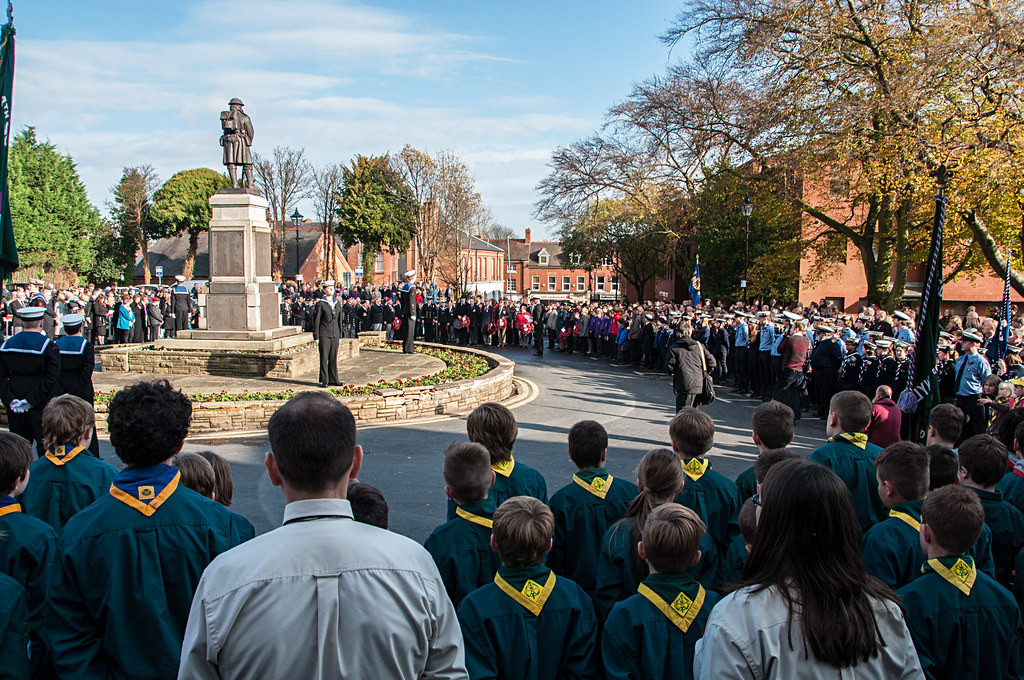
(809, 326, 843, 418)
(146, 296, 164, 342)
(313, 282, 342, 387)
(369, 299, 384, 332)
(172, 275, 193, 332)
(666, 321, 717, 412)
(531, 297, 546, 356)
(130, 294, 147, 343)
(399, 271, 418, 354)
(90, 293, 109, 345)
(0, 306, 62, 455)
(707, 320, 731, 383)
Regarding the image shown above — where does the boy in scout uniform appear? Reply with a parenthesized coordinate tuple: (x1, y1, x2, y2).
(424, 442, 503, 608)
(898, 486, 1024, 678)
(457, 497, 600, 680)
(602, 504, 721, 680)
(548, 420, 639, 597)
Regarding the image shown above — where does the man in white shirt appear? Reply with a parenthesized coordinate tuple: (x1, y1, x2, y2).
(178, 392, 468, 679)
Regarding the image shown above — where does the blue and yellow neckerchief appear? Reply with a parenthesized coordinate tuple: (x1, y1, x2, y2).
(888, 500, 923, 532)
(0, 494, 20, 517)
(638, 573, 706, 633)
(573, 467, 613, 499)
(492, 456, 515, 478)
(109, 464, 180, 517)
(923, 554, 976, 596)
(681, 457, 710, 481)
(455, 498, 496, 529)
(45, 442, 87, 467)
(494, 565, 556, 616)
(829, 432, 868, 449)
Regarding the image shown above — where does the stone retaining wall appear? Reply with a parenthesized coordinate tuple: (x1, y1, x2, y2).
(83, 344, 514, 435)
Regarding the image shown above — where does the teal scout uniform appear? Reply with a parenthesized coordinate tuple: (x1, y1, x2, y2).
(673, 458, 740, 551)
(998, 465, 1024, 517)
(20, 442, 118, 532)
(968, 487, 1024, 588)
(0, 495, 58, 679)
(603, 573, 721, 680)
(719, 532, 749, 588)
(898, 555, 1024, 680)
(548, 468, 639, 594)
(457, 564, 601, 680)
(425, 498, 503, 609)
(808, 433, 886, 532)
(735, 465, 756, 504)
(861, 501, 926, 589)
(448, 455, 548, 520)
(46, 464, 254, 680)
(594, 517, 718, 620)
(0, 572, 29, 680)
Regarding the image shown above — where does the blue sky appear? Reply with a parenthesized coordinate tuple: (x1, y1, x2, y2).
(13, 0, 683, 237)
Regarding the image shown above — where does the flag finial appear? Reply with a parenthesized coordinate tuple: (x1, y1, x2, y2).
(6, 1, 10, 26)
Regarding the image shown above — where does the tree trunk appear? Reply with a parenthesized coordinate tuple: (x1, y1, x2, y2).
(963, 209, 1024, 297)
(270, 222, 284, 281)
(361, 246, 375, 286)
(183, 231, 198, 280)
(141, 239, 151, 285)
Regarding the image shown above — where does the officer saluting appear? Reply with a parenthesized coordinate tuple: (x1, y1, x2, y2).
(399, 270, 418, 354)
(313, 281, 342, 388)
(0, 306, 62, 455)
(55, 313, 99, 455)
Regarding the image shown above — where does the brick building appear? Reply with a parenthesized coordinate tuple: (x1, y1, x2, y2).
(486, 229, 619, 303)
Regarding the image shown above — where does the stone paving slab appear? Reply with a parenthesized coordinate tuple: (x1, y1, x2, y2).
(93, 348, 446, 395)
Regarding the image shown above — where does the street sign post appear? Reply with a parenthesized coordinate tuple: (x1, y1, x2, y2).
(355, 266, 364, 279)
(155, 265, 163, 287)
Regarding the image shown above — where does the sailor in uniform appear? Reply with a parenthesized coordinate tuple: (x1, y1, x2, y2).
(55, 314, 99, 455)
(399, 270, 418, 354)
(172, 275, 193, 333)
(0, 307, 62, 455)
(313, 281, 342, 387)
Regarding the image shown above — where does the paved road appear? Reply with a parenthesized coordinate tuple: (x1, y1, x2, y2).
(95, 347, 828, 543)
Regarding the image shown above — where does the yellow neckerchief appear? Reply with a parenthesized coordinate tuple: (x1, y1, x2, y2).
(45, 443, 87, 467)
(492, 457, 515, 478)
(681, 457, 709, 482)
(109, 471, 181, 517)
(925, 556, 976, 596)
(888, 509, 921, 532)
(494, 570, 556, 617)
(637, 582, 706, 633)
(455, 507, 493, 529)
(0, 502, 21, 517)
(573, 472, 613, 499)
(829, 432, 868, 449)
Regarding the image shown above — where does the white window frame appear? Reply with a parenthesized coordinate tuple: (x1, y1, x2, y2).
(547, 275, 556, 290)
(576, 276, 585, 291)
(611, 276, 619, 292)
(596, 276, 606, 291)
(375, 253, 384, 273)
(532, 276, 540, 291)
(561, 276, 570, 291)
(507, 278, 517, 293)
(538, 249, 550, 266)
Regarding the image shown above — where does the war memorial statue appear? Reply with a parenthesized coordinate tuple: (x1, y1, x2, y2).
(219, 98, 254, 189)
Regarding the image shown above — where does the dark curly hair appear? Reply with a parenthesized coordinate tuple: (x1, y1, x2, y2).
(108, 380, 192, 465)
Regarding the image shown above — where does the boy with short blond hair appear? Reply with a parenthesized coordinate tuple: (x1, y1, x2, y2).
(425, 442, 503, 608)
(898, 486, 1024, 678)
(603, 503, 722, 680)
(860, 442, 930, 588)
(20, 394, 118, 532)
(548, 420, 639, 596)
(457, 496, 600, 680)
(669, 408, 740, 551)
(809, 390, 887, 532)
(451, 402, 547, 520)
(0, 431, 58, 678)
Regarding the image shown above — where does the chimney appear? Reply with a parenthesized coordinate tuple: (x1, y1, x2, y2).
(524, 228, 531, 243)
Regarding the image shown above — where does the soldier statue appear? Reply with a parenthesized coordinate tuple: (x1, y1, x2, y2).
(219, 98, 254, 188)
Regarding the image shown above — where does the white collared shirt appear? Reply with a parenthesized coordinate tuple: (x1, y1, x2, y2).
(178, 499, 467, 680)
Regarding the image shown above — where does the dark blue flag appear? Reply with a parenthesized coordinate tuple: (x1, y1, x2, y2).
(689, 256, 701, 307)
(0, 20, 16, 280)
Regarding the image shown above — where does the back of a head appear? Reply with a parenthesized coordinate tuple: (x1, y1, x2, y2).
(922, 485, 985, 554)
(738, 498, 757, 544)
(874, 442, 929, 501)
(466, 402, 517, 464)
(0, 432, 32, 494)
(744, 458, 894, 667)
(197, 450, 234, 506)
(42, 394, 94, 450)
(928, 404, 964, 445)
(875, 385, 892, 400)
(268, 392, 357, 492)
(641, 503, 705, 574)
(172, 452, 216, 499)
(492, 496, 554, 568)
(108, 380, 192, 466)
(926, 445, 959, 491)
(346, 481, 389, 529)
(753, 448, 800, 485)
(751, 401, 795, 449)
(568, 420, 608, 469)
(958, 434, 1008, 487)
(998, 408, 1024, 452)
(442, 442, 492, 503)
(829, 391, 872, 433)
(669, 408, 715, 458)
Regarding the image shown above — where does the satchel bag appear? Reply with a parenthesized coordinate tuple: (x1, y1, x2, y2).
(695, 346, 716, 406)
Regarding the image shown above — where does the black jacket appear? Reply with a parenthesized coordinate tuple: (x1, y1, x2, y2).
(314, 299, 341, 340)
(666, 338, 716, 394)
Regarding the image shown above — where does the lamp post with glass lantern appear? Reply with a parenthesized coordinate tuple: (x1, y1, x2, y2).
(290, 209, 303, 282)
(740, 195, 753, 304)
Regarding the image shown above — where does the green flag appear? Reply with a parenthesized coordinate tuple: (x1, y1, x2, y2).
(0, 21, 17, 280)
(898, 190, 946, 440)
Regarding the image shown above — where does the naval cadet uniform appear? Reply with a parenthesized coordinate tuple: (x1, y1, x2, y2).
(55, 320, 99, 455)
(0, 325, 62, 456)
(313, 291, 342, 387)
